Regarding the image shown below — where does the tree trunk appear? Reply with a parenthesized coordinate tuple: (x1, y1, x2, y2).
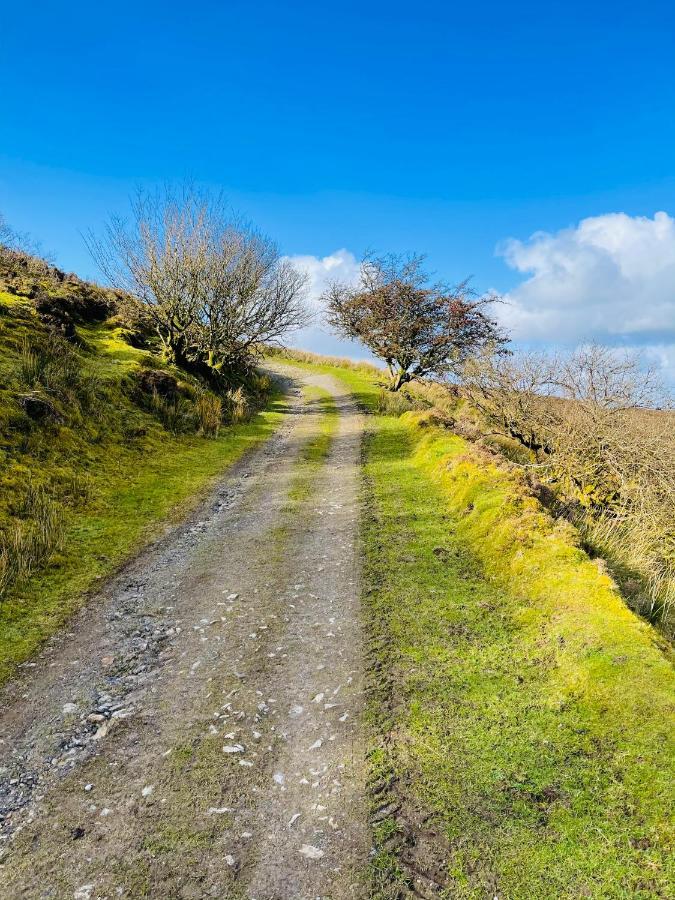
(390, 368, 411, 392)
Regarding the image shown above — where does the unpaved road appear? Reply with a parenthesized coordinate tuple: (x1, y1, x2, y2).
(0, 364, 369, 899)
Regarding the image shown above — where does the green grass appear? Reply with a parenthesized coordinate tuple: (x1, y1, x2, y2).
(0, 400, 284, 684)
(273, 350, 675, 898)
(266, 384, 340, 556)
(265, 346, 384, 411)
(0, 295, 284, 684)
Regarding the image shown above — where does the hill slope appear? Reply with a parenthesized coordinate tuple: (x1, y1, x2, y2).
(0, 252, 281, 682)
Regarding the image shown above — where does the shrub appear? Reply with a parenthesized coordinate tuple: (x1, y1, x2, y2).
(196, 392, 222, 437)
(250, 371, 272, 396)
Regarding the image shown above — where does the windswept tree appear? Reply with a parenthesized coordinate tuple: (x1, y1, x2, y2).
(87, 186, 309, 379)
(323, 253, 506, 390)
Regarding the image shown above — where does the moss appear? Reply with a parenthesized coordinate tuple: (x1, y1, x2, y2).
(282, 354, 675, 898)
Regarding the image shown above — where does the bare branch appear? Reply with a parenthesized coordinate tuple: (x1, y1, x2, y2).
(86, 185, 309, 377)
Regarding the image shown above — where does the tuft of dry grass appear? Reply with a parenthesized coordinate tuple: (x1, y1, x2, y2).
(0, 485, 65, 602)
(196, 392, 222, 437)
(226, 386, 249, 424)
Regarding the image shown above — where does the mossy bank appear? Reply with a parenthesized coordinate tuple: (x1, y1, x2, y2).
(275, 348, 675, 898)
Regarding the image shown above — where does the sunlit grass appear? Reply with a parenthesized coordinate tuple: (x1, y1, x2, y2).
(0, 311, 285, 684)
(286, 385, 338, 502)
(278, 350, 675, 897)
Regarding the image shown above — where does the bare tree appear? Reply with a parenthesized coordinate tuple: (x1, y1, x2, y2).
(87, 186, 309, 377)
(0, 212, 31, 252)
(555, 343, 663, 412)
(324, 253, 506, 390)
(464, 343, 669, 478)
(86, 186, 217, 366)
(462, 350, 558, 453)
(462, 344, 674, 619)
(0, 213, 48, 266)
(195, 228, 309, 374)
(0, 212, 13, 248)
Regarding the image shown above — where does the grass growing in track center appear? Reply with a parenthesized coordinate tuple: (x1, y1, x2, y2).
(275, 349, 675, 898)
(267, 384, 340, 558)
(286, 385, 339, 503)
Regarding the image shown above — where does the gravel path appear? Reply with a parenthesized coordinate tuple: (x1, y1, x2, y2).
(0, 364, 369, 900)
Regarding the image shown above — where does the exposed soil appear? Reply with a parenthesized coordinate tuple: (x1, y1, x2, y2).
(0, 364, 369, 899)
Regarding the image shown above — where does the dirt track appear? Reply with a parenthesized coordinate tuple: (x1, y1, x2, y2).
(0, 364, 369, 899)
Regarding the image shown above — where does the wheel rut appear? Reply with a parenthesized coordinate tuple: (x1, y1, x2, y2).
(0, 363, 369, 900)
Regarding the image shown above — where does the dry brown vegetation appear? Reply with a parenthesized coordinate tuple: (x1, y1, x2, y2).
(461, 345, 675, 627)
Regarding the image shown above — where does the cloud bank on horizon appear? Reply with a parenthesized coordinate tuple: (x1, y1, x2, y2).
(284, 211, 675, 386)
(497, 211, 675, 382)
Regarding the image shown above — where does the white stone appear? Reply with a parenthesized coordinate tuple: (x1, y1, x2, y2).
(74, 886, 94, 900)
(298, 844, 324, 860)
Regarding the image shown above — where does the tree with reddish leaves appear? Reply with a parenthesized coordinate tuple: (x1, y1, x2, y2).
(323, 253, 507, 390)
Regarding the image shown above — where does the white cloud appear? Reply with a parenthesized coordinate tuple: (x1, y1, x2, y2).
(281, 222, 675, 386)
(283, 248, 361, 312)
(280, 249, 377, 363)
(497, 211, 675, 347)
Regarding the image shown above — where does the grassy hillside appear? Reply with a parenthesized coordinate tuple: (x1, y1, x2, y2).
(0, 258, 282, 684)
(273, 347, 675, 898)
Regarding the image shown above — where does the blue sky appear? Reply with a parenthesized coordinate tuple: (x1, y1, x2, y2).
(1, 1, 674, 377)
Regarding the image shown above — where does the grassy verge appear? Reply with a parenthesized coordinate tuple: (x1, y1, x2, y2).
(0, 292, 287, 684)
(275, 351, 675, 898)
(0, 397, 284, 685)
